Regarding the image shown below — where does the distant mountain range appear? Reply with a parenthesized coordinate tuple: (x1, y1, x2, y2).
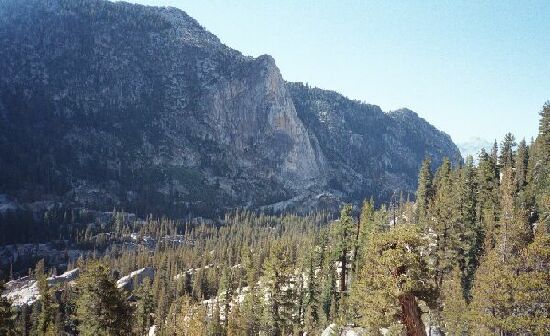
(457, 137, 493, 160)
(0, 0, 461, 216)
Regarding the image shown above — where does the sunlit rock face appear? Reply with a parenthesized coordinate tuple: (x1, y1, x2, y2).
(0, 0, 460, 216)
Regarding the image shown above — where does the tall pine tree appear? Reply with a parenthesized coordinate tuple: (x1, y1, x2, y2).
(75, 262, 133, 336)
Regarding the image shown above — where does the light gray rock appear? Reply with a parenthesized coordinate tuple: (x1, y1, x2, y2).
(0, 0, 461, 216)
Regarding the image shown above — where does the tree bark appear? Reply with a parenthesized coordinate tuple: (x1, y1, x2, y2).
(340, 248, 347, 293)
(399, 293, 426, 336)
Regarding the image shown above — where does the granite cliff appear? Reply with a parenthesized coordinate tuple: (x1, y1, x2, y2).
(0, 0, 461, 216)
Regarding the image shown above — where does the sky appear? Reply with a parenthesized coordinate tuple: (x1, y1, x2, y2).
(120, 0, 550, 143)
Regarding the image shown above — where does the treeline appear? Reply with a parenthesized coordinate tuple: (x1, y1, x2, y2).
(1, 103, 549, 335)
(0, 206, 98, 245)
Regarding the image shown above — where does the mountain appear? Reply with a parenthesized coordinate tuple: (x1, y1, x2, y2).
(457, 137, 493, 160)
(0, 0, 461, 216)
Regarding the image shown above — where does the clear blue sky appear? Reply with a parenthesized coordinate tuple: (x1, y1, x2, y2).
(121, 0, 549, 143)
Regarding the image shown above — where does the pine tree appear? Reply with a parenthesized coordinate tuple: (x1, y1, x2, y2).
(471, 179, 540, 336)
(477, 149, 500, 250)
(499, 133, 516, 168)
(497, 165, 532, 262)
(218, 267, 233, 331)
(440, 267, 469, 335)
(262, 241, 294, 335)
(531, 102, 550, 225)
(34, 260, 57, 336)
(226, 300, 242, 336)
(239, 285, 262, 335)
(136, 278, 154, 335)
(75, 262, 133, 336)
(353, 225, 436, 335)
(333, 204, 354, 297)
(469, 248, 515, 335)
(355, 198, 376, 272)
(173, 295, 201, 336)
(455, 156, 481, 297)
(162, 295, 179, 335)
(186, 304, 207, 336)
(429, 158, 460, 291)
(0, 281, 16, 336)
(303, 247, 322, 334)
(416, 156, 434, 226)
(515, 138, 529, 191)
(207, 301, 223, 336)
(511, 224, 550, 335)
(490, 140, 499, 164)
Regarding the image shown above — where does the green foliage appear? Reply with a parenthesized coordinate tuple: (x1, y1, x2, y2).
(471, 233, 550, 335)
(416, 156, 434, 226)
(136, 279, 155, 335)
(441, 267, 470, 335)
(352, 224, 436, 333)
(34, 260, 58, 336)
(530, 102, 550, 224)
(0, 281, 16, 336)
(6, 102, 550, 336)
(262, 241, 296, 335)
(75, 262, 133, 336)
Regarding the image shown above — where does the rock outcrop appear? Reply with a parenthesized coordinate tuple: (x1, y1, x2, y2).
(0, 0, 461, 216)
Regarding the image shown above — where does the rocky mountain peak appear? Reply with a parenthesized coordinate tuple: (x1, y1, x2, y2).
(0, 0, 461, 216)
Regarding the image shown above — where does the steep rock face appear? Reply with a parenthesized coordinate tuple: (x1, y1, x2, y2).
(288, 84, 462, 204)
(0, 0, 460, 216)
(0, 0, 325, 215)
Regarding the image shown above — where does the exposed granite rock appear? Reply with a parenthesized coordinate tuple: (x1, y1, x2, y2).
(0, 0, 460, 216)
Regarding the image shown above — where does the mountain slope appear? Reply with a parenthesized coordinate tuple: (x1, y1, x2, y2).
(0, 0, 460, 216)
(288, 84, 461, 204)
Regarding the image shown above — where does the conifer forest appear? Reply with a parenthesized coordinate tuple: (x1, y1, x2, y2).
(0, 1, 549, 335)
(0, 104, 547, 335)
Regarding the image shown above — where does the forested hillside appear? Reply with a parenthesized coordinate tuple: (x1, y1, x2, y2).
(1, 103, 548, 335)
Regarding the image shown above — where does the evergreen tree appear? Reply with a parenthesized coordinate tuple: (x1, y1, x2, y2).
(355, 198, 376, 271)
(186, 304, 207, 336)
(333, 204, 354, 296)
(416, 156, 434, 226)
(239, 246, 263, 335)
(499, 132, 516, 168)
(207, 301, 223, 336)
(226, 301, 242, 336)
(470, 246, 521, 335)
(136, 278, 154, 335)
(218, 267, 233, 331)
(498, 165, 532, 262)
(530, 102, 550, 224)
(353, 225, 436, 335)
(239, 285, 262, 335)
(515, 138, 529, 191)
(477, 149, 500, 250)
(262, 242, 294, 336)
(0, 281, 16, 336)
(490, 140, 499, 164)
(440, 267, 469, 335)
(510, 224, 550, 335)
(303, 247, 322, 334)
(471, 185, 542, 335)
(455, 156, 481, 296)
(430, 158, 460, 290)
(75, 262, 133, 336)
(34, 260, 57, 336)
